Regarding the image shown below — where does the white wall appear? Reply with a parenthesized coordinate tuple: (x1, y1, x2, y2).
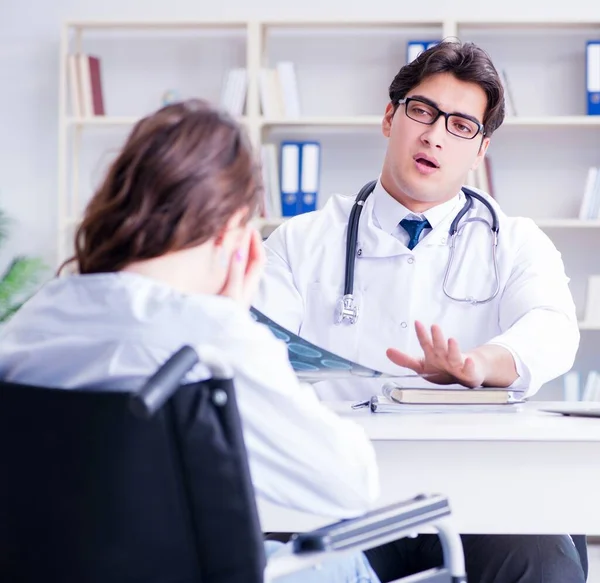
(1, 0, 599, 267)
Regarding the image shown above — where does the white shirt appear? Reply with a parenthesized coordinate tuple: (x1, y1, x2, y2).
(254, 180, 580, 401)
(372, 181, 461, 246)
(0, 272, 379, 519)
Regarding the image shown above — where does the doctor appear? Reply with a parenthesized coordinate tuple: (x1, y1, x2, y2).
(255, 41, 584, 583)
(255, 41, 579, 402)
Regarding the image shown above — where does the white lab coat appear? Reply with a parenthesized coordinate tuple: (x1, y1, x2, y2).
(255, 181, 580, 401)
(0, 272, 379, 519)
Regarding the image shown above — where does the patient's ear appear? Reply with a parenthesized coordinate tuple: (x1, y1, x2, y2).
(214, 208, 248, 248)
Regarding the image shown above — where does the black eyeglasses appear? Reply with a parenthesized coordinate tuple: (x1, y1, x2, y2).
(397, 97, 485, 140)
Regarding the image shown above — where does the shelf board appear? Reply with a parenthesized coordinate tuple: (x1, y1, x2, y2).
(66, 115, 248, 127)
(261, 20, 445, 29)
(66, 20, 248, 30)
(456, 19, 600, 29)
(534, 219, 600, 228)
(65, 115, 600, 130)
(578, 322, 600, 330)
(503, 116, 600, 127)
(260, 116, 382, 128)
(66, 116, 141, 127)
(260, 115, 600, 129)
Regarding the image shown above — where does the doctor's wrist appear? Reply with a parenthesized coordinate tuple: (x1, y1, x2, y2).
(467, 345, 518, 388)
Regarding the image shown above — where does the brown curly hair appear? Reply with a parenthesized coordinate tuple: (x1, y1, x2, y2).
(68, 98, 262, 274)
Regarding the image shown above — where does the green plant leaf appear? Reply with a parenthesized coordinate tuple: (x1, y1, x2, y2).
(0, 256, 46, 321)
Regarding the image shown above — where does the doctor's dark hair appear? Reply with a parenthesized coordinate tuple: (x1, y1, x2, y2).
(68, 98, 262, 274)
(388, 40, 505, 136)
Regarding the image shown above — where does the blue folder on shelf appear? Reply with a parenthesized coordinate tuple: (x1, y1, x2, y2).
(279, 141, 321, 216)
(587, 40, 600, 115)
(407, 40, 440, 63)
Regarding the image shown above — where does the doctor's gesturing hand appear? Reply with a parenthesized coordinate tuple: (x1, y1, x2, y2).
(385, 320, 518, 388)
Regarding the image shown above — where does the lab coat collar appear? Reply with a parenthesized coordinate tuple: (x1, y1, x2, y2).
(359, 180, 465, 258)
(373, 179, 463, 233)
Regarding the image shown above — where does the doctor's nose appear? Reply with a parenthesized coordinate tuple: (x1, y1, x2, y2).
(420, 117, 446, 149)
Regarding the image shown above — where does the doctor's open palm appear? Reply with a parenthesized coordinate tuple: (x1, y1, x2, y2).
(386, 321, 487, 388)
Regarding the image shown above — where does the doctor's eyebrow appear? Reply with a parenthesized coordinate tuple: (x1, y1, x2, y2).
(407, 94, 482, 125)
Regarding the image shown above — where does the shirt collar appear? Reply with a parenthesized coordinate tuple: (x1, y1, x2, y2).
(372, 178, 464, 234)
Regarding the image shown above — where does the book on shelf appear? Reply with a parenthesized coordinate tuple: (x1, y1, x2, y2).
(582, 275, 600, 326)
(259, 61, 301, 118)
(562, 371, 581, 401)
(500, 69, 517, 117)
(68, 53, 105, 117)
(578, 166, 600, 219)
(581, 370, 600, 401)
(260, 143, 282, 218)
(219, 68, 247, 116)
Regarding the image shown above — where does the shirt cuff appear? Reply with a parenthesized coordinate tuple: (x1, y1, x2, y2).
(485, 341, 531, 391)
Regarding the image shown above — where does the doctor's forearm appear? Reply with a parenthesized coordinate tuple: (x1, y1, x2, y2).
(467, 344, 518, 388)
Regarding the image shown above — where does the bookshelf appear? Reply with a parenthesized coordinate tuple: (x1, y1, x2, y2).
(58, 18, 600, 399)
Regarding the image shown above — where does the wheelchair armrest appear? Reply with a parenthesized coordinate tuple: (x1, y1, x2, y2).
(291, 493, 450, 554)
(264, 494, 467, 582)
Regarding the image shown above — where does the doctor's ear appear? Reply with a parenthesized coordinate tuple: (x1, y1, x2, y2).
(478, 136, 490, 157)
(381, 102, 396, 137)
(470, 137, 490, 170)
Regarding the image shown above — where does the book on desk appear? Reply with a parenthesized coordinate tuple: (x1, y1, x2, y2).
(368, 383, 527, 413)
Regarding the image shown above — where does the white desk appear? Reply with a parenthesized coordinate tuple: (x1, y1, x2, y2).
(258, 401, 600, 535)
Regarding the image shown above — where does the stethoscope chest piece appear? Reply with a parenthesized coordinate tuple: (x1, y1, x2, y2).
(335, 181, 501, 325)
(335, 294, 359, 325)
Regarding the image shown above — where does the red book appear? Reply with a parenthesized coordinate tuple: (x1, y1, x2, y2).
(88, 56, 105, 116)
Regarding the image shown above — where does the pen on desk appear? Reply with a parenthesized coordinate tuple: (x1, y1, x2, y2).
(351, 400, 370, 410)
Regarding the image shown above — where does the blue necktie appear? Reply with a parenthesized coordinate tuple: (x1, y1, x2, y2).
(400, 218, 431, 250)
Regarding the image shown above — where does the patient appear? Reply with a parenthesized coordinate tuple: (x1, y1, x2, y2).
(0, 99, 380, 583)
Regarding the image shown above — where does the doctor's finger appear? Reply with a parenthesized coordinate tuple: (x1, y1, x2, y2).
(414, 321, 434, 355)
(430, 325, 448, 359)
(385, 348, 423, 373)
(446, 338, 464, 369)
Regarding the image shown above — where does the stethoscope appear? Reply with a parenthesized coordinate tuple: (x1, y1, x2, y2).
(334, 180, 501, 325)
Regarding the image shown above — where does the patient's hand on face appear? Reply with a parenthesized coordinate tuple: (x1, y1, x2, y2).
(219, 228, 266, 309)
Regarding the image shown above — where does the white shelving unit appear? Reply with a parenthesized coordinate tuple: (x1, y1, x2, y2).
(57, 19, 260, 264)
(58, 18, 600, 398)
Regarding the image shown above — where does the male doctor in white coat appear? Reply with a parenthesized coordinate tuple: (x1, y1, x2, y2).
(254, 41, 584, 583)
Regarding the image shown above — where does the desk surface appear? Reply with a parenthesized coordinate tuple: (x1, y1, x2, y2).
(259, 401, 600, 534)
(327, 401, 600, 442)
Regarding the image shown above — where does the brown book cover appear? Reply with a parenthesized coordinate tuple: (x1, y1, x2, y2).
(88, 56, 105, 116)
